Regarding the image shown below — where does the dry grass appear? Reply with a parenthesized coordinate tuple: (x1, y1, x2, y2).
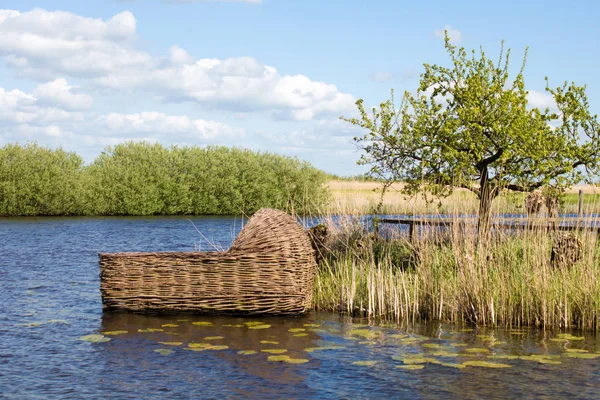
(327, 180, 600, 215)
(313, 198, 600, 330)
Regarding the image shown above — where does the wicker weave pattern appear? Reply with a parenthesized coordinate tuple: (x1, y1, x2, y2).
(99, 208, 317, 315)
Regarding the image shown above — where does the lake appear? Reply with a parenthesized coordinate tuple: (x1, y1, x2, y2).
(1, 216, 599, 399)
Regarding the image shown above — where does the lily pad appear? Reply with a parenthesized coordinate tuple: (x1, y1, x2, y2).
(248, 324, 271, 330)
(398, 356, 439, 365)
(303, 324, 321, 327)
(349, 329, 380, 340)
(288, 328, 306, 333)
(161, 324, 179, 328)
(80, 334, 110, 343)
(465, 348, 490, 354)
(268, 355, 291, 362)
(261, 349, 288, 354)
(463, 360, 511, 368)
(222, 324, 244, 328)
(260, 340, 279, 344)
(565, 349, 588, 353)
(488, 355, 519, 360)
(206, 345, 228, 351)
(389, 334, 408, 339)
(396, 364, 424, 370)
(138, 328, 164, 333)
(238, 350, 258, 355)
(192, 322, 213, 327)
(293, 333, 308, 337)
(154, 349, 173, 356)
(440, 363, 466, 369)
(188, 343, 212, 348)
(285, 358, 310, 364)
(244, 321, 265, 326)
(158, 342, 182, 346)
(204, 336, 224, 340)
(103, 330, 128, 336)
(352, 361, 377, 366)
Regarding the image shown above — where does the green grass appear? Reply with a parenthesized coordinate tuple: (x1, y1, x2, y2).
(313, 213, 600, 330)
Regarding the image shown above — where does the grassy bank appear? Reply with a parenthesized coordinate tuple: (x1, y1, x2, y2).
(327, 180, 600, 215)
(0, 142, 329, 216)
(312, 209, 600, 330)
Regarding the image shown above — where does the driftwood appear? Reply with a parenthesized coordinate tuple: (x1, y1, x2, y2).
(99, 208, 317, 315)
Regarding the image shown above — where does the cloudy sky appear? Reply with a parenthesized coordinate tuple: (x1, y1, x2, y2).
(0, 0, 598, 175)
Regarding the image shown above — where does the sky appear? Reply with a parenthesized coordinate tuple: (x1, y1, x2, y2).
(0, 0, 598, 176)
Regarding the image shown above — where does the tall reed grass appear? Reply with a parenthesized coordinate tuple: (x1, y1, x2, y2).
(312, 205, 600, 330)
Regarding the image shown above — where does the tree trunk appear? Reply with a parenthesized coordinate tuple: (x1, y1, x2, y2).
(478, 166, 493, 241)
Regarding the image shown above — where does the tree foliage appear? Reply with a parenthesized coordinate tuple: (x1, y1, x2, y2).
(0, 141, 330, 216)
(343, 34, 600, 231)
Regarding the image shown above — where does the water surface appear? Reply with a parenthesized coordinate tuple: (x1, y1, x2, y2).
(1, 216, 599, 399)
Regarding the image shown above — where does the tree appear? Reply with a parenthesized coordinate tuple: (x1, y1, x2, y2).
(343, 34, 600, 237)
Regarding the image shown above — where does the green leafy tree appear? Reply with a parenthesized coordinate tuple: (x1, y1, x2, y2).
(343, 34, 600, 236)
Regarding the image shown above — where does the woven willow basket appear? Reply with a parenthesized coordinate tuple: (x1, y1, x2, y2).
(99, 208, 317, 315)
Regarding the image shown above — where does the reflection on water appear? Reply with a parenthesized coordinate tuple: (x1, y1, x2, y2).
(1, 216, 600, 399)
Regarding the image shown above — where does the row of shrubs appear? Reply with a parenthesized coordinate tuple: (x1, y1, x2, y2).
(0, 142, 330, 216)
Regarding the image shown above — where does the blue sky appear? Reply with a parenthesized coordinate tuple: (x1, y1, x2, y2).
(0, 0, 598, 175)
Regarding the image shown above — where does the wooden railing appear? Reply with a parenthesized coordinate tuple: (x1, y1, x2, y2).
(375, 217, 600, 242)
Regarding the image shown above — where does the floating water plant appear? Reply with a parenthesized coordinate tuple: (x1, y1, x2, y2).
(349, 329, 379, 340)
(288, 328, 305, 333)
(103, 330, 128, 335)
(284, 358, 309, 364)
(79, 334, 110, 343)
(188, 343, 211, 349)
(303, 324, 321, 327)
(158, 342, 182, 346)
(293, 333, 308, 337)
(161, 324, 179, 328)
(565, 349, 588, 353)
(260, 340, 279, 345)
(154, 349, 173, 356)
(192, 322, 213, 327)
(204, 336, 224, 340)
(222, 324, 244, 328)
(464, 348, 490, 354)
(352, 361, 377, 366)
(137, 328, 164, 333)
(248, 324, 271, 330)
(268, 355, 291, 362)
(439, 363, 466, 369)
(261, 349, 288, 354)
(238, 350, 258, 355)
(396, 364, 424, 370)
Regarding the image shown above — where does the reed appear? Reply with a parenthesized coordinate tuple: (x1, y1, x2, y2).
(312, 206, 600, 330)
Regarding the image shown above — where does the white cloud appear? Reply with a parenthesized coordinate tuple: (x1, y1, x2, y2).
(527, 89, 557, 110)
(434, 25, 462, 43)
(34, 78, 93, 111)
(369, 72, 394, 83)
(0, 8, 354, 120)
(97, 112, 245, 140)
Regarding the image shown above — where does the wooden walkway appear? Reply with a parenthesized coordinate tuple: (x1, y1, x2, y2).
(376, 217, 600, 242)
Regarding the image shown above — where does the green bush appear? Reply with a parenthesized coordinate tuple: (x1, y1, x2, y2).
(0, 141, 330, 216)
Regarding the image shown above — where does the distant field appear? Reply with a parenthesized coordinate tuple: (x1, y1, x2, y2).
(327, 180, 600, 215)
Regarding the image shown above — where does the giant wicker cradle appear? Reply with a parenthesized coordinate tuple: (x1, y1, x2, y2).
(99, 208, 317, 315)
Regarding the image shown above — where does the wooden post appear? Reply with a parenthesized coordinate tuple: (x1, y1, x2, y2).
(409, 222, 417, 243)
(578, 189, 584, 219)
